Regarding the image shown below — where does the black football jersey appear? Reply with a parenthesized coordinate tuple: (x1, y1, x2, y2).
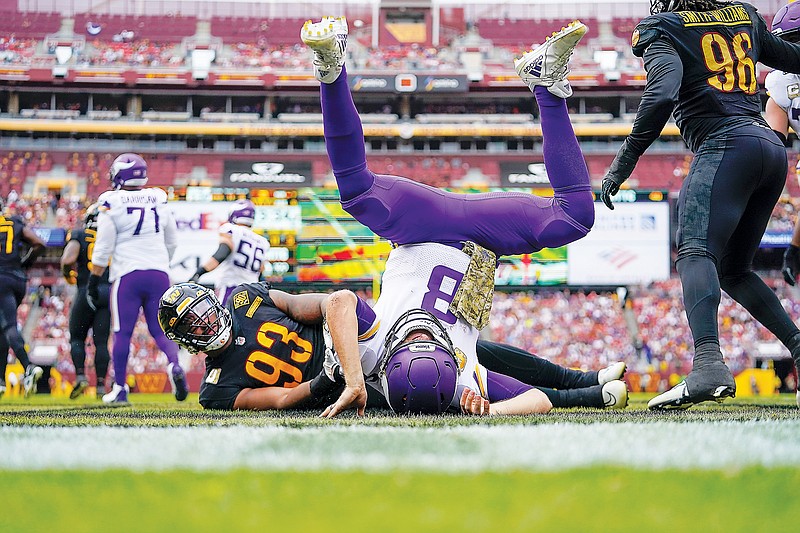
(0, 214, 28, 279)
(66, 228, 110, 288)
(631, 2, 798, 150)
(199, 282, 326, 410)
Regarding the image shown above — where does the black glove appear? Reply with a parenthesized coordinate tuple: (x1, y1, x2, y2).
(783, 244, 800, 286)
(86, 274, 101, 311)
(309, 365, 346, 399)
(600, 141, 639, 210)
(189, 266, 207, 284)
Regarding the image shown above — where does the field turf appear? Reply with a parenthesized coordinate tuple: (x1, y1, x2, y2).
(2, 393, 800, 532)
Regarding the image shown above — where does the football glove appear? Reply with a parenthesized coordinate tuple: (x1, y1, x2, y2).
(86, 274, 101, 311)
(600, 141, 639, 210)
(783, 244, 800, 286)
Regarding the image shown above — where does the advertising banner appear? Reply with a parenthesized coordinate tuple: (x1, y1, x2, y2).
(567, 200, 671, 285)
(222, 161, 312, 187)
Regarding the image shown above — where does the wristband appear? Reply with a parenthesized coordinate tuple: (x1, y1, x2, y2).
(309, 371, 341, 399)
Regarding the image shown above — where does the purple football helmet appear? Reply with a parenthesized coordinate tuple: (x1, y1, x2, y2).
(229, 199, 256, 226)
(379, 308, 460, 415)
(109, 153, 148, 190)
(773, 2, 800, 42)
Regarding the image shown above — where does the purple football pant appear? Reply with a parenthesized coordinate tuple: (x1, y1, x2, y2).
(110, 270, 180, 387)
(321, 67, 594, 255)
(485, 369, 534, 403)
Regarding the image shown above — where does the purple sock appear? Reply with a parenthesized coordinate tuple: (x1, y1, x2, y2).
(534, 85, 594, 231)
(320, 66, 374, 201)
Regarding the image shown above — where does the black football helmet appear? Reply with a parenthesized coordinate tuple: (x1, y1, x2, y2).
(84, 203, 101, 230)
(158, 283, 233, 353)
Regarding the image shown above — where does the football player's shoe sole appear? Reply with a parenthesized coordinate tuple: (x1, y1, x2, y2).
(598, 362, 627, 385)
(300, 16, 348, 83)
(648, 381, 735, 410)
(602, 380, 628, 409)
(70, 377, 89, 400)
(514, 21, 587, 98)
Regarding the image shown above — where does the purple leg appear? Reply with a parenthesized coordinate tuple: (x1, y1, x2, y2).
(111, 270, 180, 387)
(321, 69, 594, 255)
(485, 369, 534, 403)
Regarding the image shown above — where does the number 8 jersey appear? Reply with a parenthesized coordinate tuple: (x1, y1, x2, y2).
(93, 187, 178, 281)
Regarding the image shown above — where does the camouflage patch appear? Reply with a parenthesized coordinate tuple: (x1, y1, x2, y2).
(449, 241, 496, 330)
(232, 291, 250, 309)
(205, 368, 221, 385)
(789, 83, 800, 99)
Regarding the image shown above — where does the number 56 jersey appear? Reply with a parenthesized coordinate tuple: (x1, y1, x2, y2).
(214, 222, 271, 288)
(199, 282, 326, 410)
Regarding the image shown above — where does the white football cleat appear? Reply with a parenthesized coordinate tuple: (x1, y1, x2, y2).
(22, 365, 43, 398)
(598, 361, 627, 385)
(602, 380, 628, 409)
(102, 383, 130, 406)
(514, 21, 587, 98)
(300, 16, 348, 83)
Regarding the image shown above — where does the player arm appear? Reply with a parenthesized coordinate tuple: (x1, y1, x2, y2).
(90, 212, 116, 274)
(233, 382, 314, 410)
(608, 39, 682, 184)
(320, 290, 366, 418)
(20, 225, 46, 268)
(759, 25, 800, 74)
(765, 98, 790, 141)
(460, 387, 552, 416)
(192, 233, 234, 280)
(60, 239, 80, 281)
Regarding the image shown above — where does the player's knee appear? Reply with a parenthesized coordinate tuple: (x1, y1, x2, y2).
(538, 219, 590, 249)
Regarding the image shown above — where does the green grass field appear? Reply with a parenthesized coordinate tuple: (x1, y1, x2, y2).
(3, 393, 800, 532)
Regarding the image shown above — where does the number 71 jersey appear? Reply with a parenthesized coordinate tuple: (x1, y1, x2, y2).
(94, 187, 177, 281)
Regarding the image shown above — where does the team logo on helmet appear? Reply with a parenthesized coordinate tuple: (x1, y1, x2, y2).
(158, 282, 233, 354)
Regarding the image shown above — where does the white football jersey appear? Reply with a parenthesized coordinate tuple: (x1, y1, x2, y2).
(92, 187, 177, 281)
(214, 222, 271, 289)
(359, 243, 489, 408)
(765, 70, 800, 133)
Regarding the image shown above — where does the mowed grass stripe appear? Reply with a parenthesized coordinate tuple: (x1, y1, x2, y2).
(2, 469, 800, 532)
(3, 421, 800, 472)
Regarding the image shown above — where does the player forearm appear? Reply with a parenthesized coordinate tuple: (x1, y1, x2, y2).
(233, 382, 313, 410)
(325, 290, 365, 388)
(489, 388, 552, 416)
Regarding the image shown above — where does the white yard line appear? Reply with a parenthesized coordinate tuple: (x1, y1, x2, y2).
(2, 421, 800, 472)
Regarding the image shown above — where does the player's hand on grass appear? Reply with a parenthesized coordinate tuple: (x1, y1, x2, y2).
(321, 384, 367, 418)
(460, 387, 491, 416)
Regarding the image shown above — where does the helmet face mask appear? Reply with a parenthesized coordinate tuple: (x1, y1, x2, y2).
(109, 153, 148, 190)
(772, 2, 800, 43)
(229, 199, 256, 226)
(379, 309, 461, 415)
(158, 283, 233, 354)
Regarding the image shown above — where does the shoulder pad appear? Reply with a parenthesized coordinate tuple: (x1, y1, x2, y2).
(631, 16, 664, 57)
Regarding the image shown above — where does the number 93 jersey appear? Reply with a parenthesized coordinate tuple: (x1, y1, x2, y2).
(358, 243, 489, 407)
(765, 70, 800, 134)
(199, 282, 326, 410)
(214, 222, 271, 288)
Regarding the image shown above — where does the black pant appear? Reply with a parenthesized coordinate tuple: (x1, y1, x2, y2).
(69, 285, 111, 383)
(0, 274, 30, 376)
(676, 128, 800, 355)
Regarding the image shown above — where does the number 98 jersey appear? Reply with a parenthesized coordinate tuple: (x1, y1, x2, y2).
(631, 3, 769, 150)
(199, 282, 326, 410)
